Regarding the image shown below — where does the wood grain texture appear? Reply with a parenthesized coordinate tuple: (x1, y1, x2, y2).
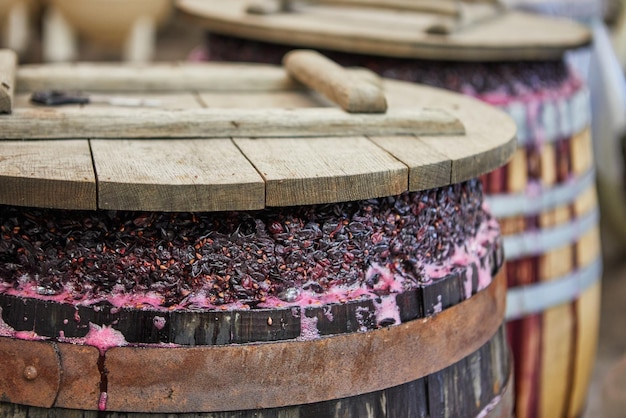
(539, 302, 574, 418)
(15, 61, 297, 93)
(0, 106, 464, 139)
(0, 50, 17, 114)
(91, 139, 265, 211)
(506, 148, 527, 194)
(234, 136, 408, 206)
(539, 142, 556, 186)
(0, 140, 96, 210)
(383, 80, 517, 182)
(573, 184, 598, 218)
(1, 61, 515, 211)
(370, 135, 452, 191)
(568, 280, 601, 417)
(177, 0, 590, 61)
(570, 128, 593, 176)
(283, 49, 387, 113)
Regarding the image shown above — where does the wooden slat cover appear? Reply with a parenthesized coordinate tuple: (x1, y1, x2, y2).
(1, 107, 464, 140)
(0, 61, 516, 211)
(234, 136, 407, 206)
(176, 0, 590, 61)
(91, 139, 266, 212)
(0, 140, 96, 210)
(370, 135, 451, 191)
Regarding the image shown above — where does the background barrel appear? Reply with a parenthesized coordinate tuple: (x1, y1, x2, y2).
(197, 27, 602, 418)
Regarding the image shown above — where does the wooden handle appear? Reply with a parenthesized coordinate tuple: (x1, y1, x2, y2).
(283, 49, 387, 113)
(0, 49, 17, 114)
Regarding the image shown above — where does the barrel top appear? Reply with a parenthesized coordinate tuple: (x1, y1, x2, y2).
(176, 0, 591, 61)
(0, 49, 516, 212)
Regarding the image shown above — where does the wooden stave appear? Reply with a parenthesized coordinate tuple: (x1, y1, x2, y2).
(483, 110, 599, 418)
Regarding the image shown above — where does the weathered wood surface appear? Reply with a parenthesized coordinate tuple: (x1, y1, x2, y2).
(176, 0, 590, 60)
(1, 107, 464, 139)
(0, 50, 17, 113)
(0, 140, 96, 210)
(91, 138, 266, 211)
(15, 61, 298, 93)
(486, 121, 601, 417)
(0, 62, 515, 211)
(283, 49, 387, 113)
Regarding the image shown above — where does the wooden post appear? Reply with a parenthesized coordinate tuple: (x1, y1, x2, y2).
(0, 49, 17, 114)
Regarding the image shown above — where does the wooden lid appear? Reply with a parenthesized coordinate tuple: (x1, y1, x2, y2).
(0, 49, 516, 212)
(176, 0, 591, 61)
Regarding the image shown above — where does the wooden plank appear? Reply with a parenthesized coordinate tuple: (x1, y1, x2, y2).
(0, 50, 17, 114)
(573, 182, 598, 219)
(570, 128, 593, 176)
(567, 280, 601, 417)
(515, 313, 542, 418)
(381, 81, 517, 183)
(0, 140, 96, 210)
(197, 91, 322, 108)
(16, 61, 297, 93)
(369, 135, 452, 191)
(0, 107, 464, 139)
(539, 142, 557, 186)
(506, 148, 527, 194)
(235, 136, 407, 206)
(177, 0, 590, 61)
(498, 215, 526, 236)
(576, 226, 601, 268)
(538, 244, 573, 282)
(538, 296, 574, 418)
(91, 139, 265, 211)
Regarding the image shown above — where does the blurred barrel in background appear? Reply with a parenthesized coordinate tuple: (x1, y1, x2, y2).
(175, 1, 602, 415)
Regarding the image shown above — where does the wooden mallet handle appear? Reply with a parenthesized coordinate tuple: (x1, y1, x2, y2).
(283, 49, 387, 113)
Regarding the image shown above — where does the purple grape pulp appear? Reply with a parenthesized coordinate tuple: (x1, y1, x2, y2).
(0, 180, 490, 307)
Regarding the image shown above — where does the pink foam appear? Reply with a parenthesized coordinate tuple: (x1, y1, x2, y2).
(297, 311, 320, 341)
(83, 323, 128, 355)
(373, 294, 401, 325)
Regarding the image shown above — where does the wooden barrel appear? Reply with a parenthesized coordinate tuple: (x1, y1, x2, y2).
(0, 50, 516, 416)
(173, 2, 601, 416)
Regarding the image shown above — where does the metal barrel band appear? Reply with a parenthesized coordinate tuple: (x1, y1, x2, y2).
(0, 269, 506, 413)
(502, 85, 590, 146)
(485, 169, 595, 218)
(501, 207, 599, 260)
(505, 256, 602, 320)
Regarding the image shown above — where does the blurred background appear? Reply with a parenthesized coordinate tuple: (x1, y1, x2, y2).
(2, 0, 626, 416)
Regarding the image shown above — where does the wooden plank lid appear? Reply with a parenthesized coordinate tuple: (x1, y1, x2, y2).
(176, 0, 591, 61)
(0, 49, 516, 212)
